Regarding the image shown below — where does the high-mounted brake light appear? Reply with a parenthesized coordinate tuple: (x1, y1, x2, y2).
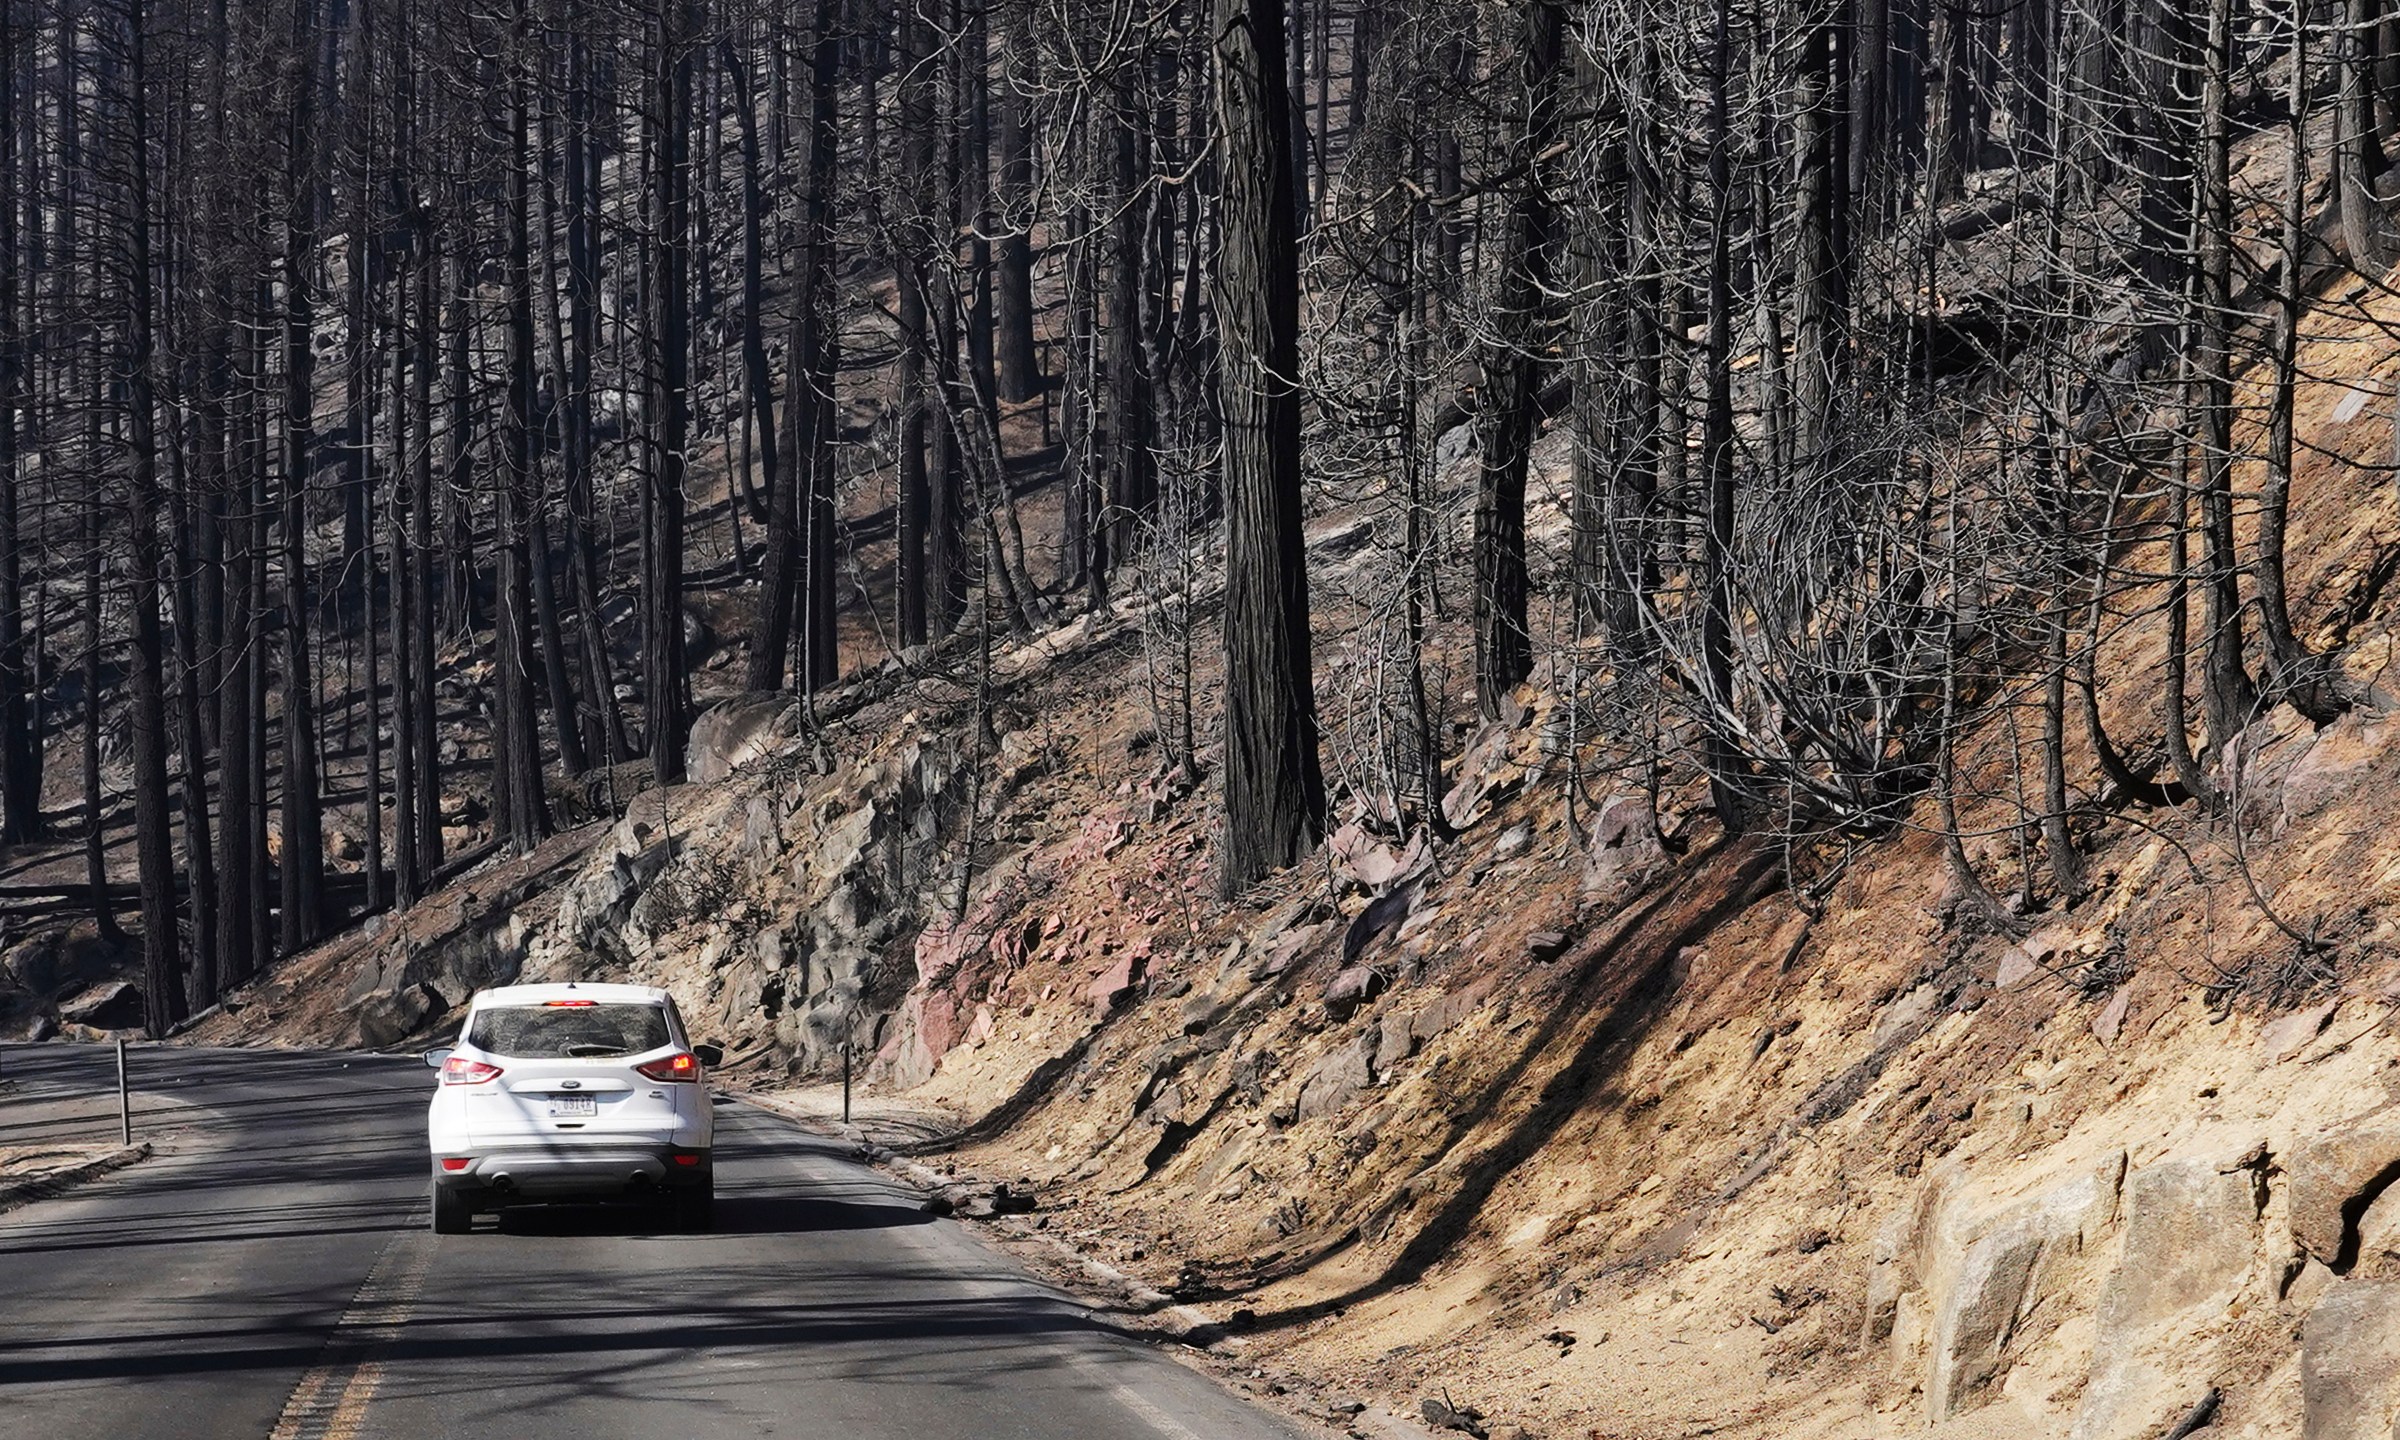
(440, 1056, 505, 1086)
(542, 999, 598, 1008)
(634, 1053, 700, 1082)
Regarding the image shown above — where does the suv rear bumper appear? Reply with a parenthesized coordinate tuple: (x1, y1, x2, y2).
(431, 1144, 711, 1200)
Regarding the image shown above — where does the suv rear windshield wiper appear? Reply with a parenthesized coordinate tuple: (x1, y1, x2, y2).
(565, 1043, 631, 1057)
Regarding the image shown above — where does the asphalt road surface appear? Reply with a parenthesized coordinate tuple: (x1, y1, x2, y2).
(0, 1044, 1314, 1440)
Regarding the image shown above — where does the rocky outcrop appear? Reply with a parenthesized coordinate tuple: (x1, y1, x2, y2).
(2275, 712, 2398, 835)
(449, 722, 984, 1079)
(340, 871, 537, 1047)
(1581, 794, 1669, 909)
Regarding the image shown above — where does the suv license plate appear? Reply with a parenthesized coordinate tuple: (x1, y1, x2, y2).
(549, 1095, 597, 1118)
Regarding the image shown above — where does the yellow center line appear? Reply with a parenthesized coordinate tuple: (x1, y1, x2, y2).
(267, 1210, 433, 1440)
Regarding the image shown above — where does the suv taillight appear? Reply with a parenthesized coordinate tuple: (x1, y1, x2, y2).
(634, 1053, 700, 1082)
(441, 1056, 504, 1086)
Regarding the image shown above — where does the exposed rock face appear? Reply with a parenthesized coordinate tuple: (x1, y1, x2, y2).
(1322, 965, 1388, 1021)
(340, 878, 531, 1047)
(2099, 1159, 2262, 1333)
(7, 931, 126, 1022)
(2288, 1108, 2400, 1267)
(2302, 1281, 2400, 1440)
(501, 725, 972, 1080)
(2353, 1186, 2400, 1280)
(1894, 1154, 2124, 1422)
(2071, 1156, 2265, 1440)
(1924, 1214, 2049, 1418)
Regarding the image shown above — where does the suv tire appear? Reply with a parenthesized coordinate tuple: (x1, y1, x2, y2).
(671, 1179, 714, 1233)
(430, 1184, 474, 1235)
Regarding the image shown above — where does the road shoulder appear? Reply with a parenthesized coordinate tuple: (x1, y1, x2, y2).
(737, 1089, 1434, 1439)
(0, 1140, 152, 1215)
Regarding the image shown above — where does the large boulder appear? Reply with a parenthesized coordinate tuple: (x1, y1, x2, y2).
(351, 982, 443, 1050)
(1322, 965, 1388, 1021)
(60, 981, 144, 1031)
(2279, 713, 2397, 833)
(3, 934, 62, 995)
(2302, 1282, 2400, 1440)
(1922, 1156, 2125, 1422)
(2354, 1187, 2400, 1281)
(2097, 1158, 2262, 1332)
(10, 932, 122, 1007)
(2070, 1157, 2264, 1440)
(1581, 794, 1668, 908)
(2288, 1108, 2400, 1266)
(685, 692, 800, 785)
(1925, 1217, 2048, 1419)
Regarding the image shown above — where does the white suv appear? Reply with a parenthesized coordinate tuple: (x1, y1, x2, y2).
(423, 982, 721, 1234)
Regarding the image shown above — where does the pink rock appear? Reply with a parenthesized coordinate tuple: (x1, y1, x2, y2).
(1087, 953, 1144, 1011)
(2092, 987, 2131, 1046)
(917, 992, 959, 1059)
(2262, 999, 2340, 1063)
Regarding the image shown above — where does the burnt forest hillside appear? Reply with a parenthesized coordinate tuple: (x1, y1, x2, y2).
(12, 0, 2400, 1435)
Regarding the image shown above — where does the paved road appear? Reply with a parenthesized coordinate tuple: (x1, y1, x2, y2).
(0, 1044, 1313, 1440)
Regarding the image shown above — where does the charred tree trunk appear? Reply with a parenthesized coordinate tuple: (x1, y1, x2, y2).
(278, 0, 324, 957)
(408, 217, 442, 877)
(1213, 0, 1326, 891)
(644, 0, 693, 784)
(494, 0, 550, 850)
(1473, 0, 1564, 717)
(1700, 0, 1746, 830)
(2194, 0, 2258, 753)
(2340, 0, 2390, 265)
(993, 56, 1040, 405)
(122, 0, 183, 1036)
(0, 0, 34, 846)
(1107, 75, 1156, 576)
(2261, 18, 2347, 721)
(798, 3, 842, 694)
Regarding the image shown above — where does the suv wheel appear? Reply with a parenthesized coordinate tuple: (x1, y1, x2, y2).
(671, 1179, 714, 1233)
(430, 1184, 474, 1235)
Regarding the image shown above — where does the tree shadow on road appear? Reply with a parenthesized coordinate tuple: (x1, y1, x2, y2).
(489, 1185, 932, 1238)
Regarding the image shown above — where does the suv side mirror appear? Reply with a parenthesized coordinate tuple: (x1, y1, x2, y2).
(422, 1047, 455, 1070)
(692, 1042, 725, 1068)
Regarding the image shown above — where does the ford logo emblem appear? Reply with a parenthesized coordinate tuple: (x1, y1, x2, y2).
(558, 1080, 581, 1090)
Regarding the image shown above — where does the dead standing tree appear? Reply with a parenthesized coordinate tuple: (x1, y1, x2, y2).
(1213, 0, 1326, 891)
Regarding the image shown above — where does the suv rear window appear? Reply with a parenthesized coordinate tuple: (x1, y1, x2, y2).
(467, 1003, 672, 1059)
